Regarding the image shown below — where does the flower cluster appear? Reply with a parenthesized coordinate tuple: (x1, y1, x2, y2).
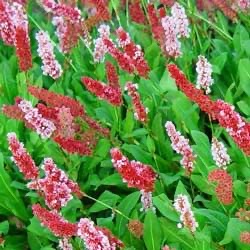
(40, 0, 84, 53)
(234, 0, 250, 11)
(140, 190, 155, 212)
(171, 3, 190, 38)
(165, 121, 196, 174)
(213, 100, 250, 156)
(116, 27, 150, 78)
(36, 30, 62, 79)
(105, 61, 119, 87)
(211, 137, 231, 169)
(8, 133, 122, 248)
(58, 238, 73, 250)
(125, 82, 148, 123)
(162, 245, 171, 250)
(161, 15, 181, 58)
(28, 85, 85, 117)
(240, 231, 250, 244)
(7, 132, 39, 180)
(127, 219, 144, 239)
(103, 38, 134, 73)
(208, 169, 233, 204)
(93, 24, 110, 62)
(28, 158, 83, 210)
(81, 77, 122, 106)
(3, 86, 109, 155)
(211, 0, 237, 21)
(110, 148, 156, 212)
(161, 3, 190, 58)
(0, 1, 32, 71)
(18, 99, 56, 139)
(129, 1, 146, 24)
(196, 55, 214, 94)
(174, 194, 198, 233)
(147, 4, 165, 51)
(77, 218, 114, 250)
(110, 148, 156, 192)
(167, 63, 250, 155)
(32, 204, 77, 237)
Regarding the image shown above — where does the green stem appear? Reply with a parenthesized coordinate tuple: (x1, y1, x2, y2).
(84, 194, 130, 220)
(110, 0, 121, 26)
(28, 14, 77, 72)
(191, 12, 233, 41)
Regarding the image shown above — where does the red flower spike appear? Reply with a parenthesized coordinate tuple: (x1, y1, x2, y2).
(213, 100, 250, 156)
(116, 27, 150, 78)
(103, 38, 134, 74)
(241, 232, 250, 244)
(81, 77, 122, 106)
(110, 148, 156, 192)
(160, 0, 175, 7)
(167, 64, 216, 117)
(88, 0, 110, 21)
(15, 26, 32, 71)
(208, 169, 233, 205)
(7, 132, 39, 180)
(147, 4, 165, 51)
(53, 135, 93, 156)
(211, 0, 237, 21)
(167, 64, 250, 155)
(82, 114, 110, 137)
(28, 86, 85, 117)
(105, 61, 119, 88)
(32, 204, 77, 237)
(129, 1, 146, 24)
(125, 82, 148, 123)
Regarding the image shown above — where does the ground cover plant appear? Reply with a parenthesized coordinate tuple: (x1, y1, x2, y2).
(0, 0, 250, 249)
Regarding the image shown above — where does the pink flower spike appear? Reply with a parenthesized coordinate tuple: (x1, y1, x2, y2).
(28, 158, 83, 210)
(211, 137, 231, 169)
(161, 16, 181, 58)
(171, 3, 190, 38)
(196, 55, 214, 94)
(58, 238, 73, 250)
(7, 132, 39, 180)
(235, 0, 250, 11)
(165, 121, 196, 174)
(18, 99, 56, 139)
(125, 82, 148, 123)
(174, 194, 198, 233)
(77, 218, 111, 250)
(36, 31, 62, 79)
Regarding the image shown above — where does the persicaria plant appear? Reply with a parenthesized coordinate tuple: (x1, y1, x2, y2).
(0, 0, 250, 249)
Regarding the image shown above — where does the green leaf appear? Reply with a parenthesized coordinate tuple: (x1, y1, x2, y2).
(220, 218, 250, 249)
(159, 69, 177, 93)
(160, 218, 194, 249)
(0, 221, 9, 235)
(191, 130, 213, 176)
(0, 153, 29, 220)
(143, 210, 163, 250)
(233, 180, 248, 198)
(153, 194, 179, 222)
(238, 58, 250, 97)
(195, 209, 228, 241)
(116, 192, 140, 236)
(191, 175, 214, 195)
(89, 191, 120, 213)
